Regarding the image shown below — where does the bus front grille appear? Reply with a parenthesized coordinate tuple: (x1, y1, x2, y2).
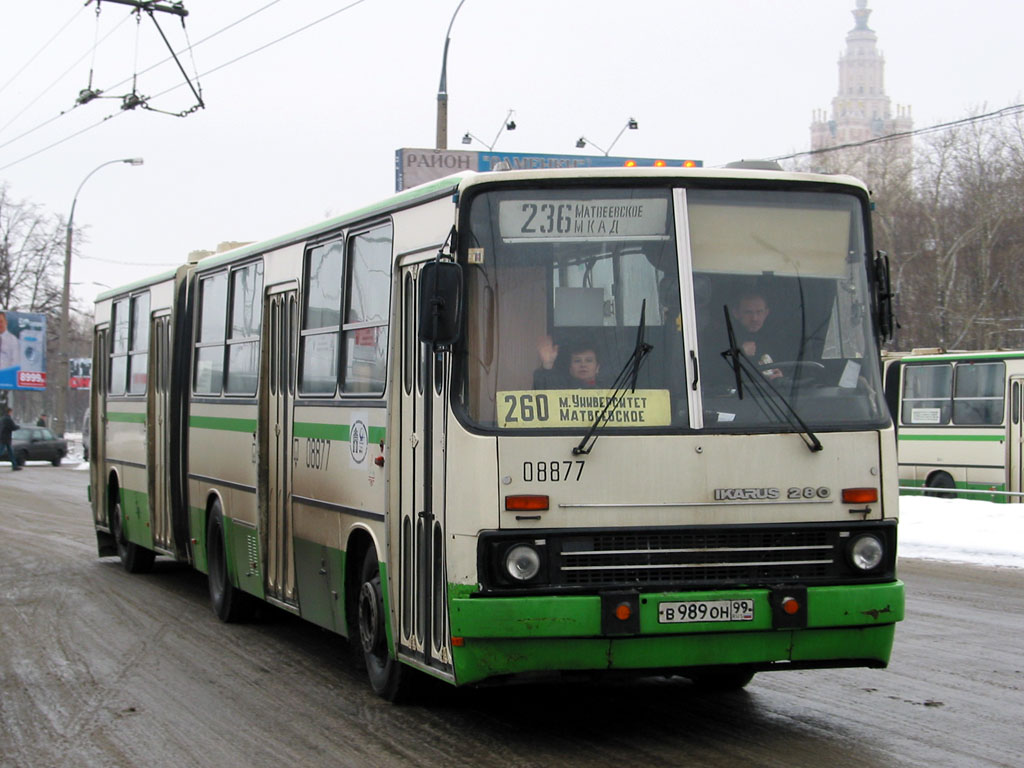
(479, 522, 898, 592)
(553, 528, 839, 588)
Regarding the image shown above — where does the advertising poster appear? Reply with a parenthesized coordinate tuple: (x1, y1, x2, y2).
(0, 310, 47, 390)
(70, 357, 92, 390)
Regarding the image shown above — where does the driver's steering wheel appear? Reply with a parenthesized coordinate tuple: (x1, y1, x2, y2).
(759, 360, 826, 386)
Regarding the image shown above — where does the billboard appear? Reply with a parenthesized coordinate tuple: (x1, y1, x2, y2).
(395, 148, 702, 191)
(0, 310, 47, 390)
(70, 357, 92, 390)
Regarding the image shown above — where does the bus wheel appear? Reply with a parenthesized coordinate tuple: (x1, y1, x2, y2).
(357, 548, 411, 701)
(925, 471, 957, 499)
(686, 666, 756, 692)
(110, 496, 155, 574)
(206, 501, 253, 622)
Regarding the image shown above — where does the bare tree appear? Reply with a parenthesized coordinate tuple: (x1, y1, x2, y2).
(0, 183, 67, 315)
(797, 107, 1024, 352)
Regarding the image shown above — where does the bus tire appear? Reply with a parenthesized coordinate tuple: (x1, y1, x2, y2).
(110, 495, 155, 574)
(686, 666, 756, 692)
(206, 501, 253, 622)
(357, 547, 413, 702)
(925, 471, 957, 499)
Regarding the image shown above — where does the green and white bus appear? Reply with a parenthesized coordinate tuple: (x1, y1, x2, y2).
(888, 349, 1024, 502)
(90, 166, 903, 699)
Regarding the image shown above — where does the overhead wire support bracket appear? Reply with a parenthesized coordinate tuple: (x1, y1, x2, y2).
(85, 0, 203, 116)
(86, 0, 189, 18)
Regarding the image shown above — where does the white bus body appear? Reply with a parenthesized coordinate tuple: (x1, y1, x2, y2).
(888, 349, 1024, 501)
(91, 167, 903, 698)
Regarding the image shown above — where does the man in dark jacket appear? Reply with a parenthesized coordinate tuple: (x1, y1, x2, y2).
(1, 407, 21, 470)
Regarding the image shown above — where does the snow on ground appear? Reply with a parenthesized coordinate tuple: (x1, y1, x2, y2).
(898, 495, 1024, 569)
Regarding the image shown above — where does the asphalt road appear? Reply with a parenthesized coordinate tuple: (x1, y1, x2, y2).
(2, 464, 1022, 768)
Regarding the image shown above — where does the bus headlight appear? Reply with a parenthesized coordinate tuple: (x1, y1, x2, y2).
(849, 534, 884, 571)
(505, 544, 541, 581)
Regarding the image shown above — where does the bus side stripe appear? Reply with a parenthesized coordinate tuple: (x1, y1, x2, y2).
(293, 422, 386, 443)
(189, 415, 258, 432)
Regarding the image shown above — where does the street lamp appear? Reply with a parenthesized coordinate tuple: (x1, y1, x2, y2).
(55, 157, 143, 436)
(575, 117, 639, 156)
(461, 109, 516, 151)
(436, 0, 468, 149)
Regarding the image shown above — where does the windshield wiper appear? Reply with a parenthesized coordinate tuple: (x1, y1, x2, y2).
(721, 305, 744, 400)
(573, 301, 653, 456)
(719, 304, 822, 453)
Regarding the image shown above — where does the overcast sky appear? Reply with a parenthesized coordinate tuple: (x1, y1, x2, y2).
(1, 0, 1022, 310)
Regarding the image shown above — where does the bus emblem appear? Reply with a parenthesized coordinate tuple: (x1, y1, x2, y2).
(714, 487, 780, 501)
(350, 420, 368, 464)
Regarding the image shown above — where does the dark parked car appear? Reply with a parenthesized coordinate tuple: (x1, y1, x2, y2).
(10, 427, 67, 466)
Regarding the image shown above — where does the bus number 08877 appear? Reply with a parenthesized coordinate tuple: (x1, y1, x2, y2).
(523, 460, 585, 482)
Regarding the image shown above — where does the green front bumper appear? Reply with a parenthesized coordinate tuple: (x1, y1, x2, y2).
(448, 581, 904, 685)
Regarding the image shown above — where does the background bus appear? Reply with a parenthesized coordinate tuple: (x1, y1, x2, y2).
(91, 166, 903, 700)
(887, 349, 1024, 502)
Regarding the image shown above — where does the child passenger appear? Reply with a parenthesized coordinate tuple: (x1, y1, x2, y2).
(533, 336, 602, 389)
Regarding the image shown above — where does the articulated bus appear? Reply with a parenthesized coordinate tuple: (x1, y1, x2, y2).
(90, 166, 903, 699)
(887, 349, 1024, 502)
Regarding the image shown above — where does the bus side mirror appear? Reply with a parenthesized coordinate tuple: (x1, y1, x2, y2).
(874, 250, 894, 341)
(419, 261, 463, 349)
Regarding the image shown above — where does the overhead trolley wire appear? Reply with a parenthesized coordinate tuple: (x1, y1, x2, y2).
(0, 0, 369, 171)
(0, 4, 87, 99)
(0, 13, 134, 137)
(769, 103, 1024, 163)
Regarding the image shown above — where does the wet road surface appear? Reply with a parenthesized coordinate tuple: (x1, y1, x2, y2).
(2, 465, 1022, 767)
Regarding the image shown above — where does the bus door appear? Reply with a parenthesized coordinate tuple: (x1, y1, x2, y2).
(398, 266, 453, 676)
(1009, 377, 1024, 502)
(262, 287, 298, 605)
(149, 312, 173, 553)
(92, 326, 109, 532)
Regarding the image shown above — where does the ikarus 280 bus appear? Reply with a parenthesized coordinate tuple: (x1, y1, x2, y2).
(90, 166, 903, 700)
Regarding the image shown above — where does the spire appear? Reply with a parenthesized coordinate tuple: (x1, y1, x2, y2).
(852, 0, 872, 32)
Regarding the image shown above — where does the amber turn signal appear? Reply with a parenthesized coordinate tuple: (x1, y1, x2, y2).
(505, 495, 549, 511)
(842, 487, 878, 504)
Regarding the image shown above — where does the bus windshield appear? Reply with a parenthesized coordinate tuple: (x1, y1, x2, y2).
(456, 184, 888, 433)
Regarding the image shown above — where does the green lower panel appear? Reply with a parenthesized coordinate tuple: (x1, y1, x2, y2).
(448, 581, 903, 685)
(227, 520, 264, 600)
(190, 506, 208, 573)
(293, 538, 347, 634)
(119, 487, 154, 549)
(451, 625, 897, 685)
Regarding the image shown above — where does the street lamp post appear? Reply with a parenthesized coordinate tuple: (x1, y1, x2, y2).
(436, 0, 468, 150)
(576, 117, 639, 156)
(461, 109, 516, 151)
(55, 157, 143, 437)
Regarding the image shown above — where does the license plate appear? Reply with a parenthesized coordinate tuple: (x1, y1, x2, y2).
(657, 599, 755, 624)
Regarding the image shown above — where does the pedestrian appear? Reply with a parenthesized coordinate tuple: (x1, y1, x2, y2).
(1, 406, 21, 470)
(36, 412, 47, 427)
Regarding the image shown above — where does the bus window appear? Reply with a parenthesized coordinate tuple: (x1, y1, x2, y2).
(953, 361, 1005, 425)
(300, 239, 343, 395)
(459, 187, 684, 429)
(225, 262, 264, 395)
(341, 224, 392, 394)
(109, 297, 129, 396)
(194, 272, 227, 395)
(901, 364, 952, 425)
(128, 293, 150, 395)
(687, 188, 886, 429)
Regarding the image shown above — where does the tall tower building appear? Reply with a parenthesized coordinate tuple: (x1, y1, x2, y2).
(810, 1, 912, 171)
